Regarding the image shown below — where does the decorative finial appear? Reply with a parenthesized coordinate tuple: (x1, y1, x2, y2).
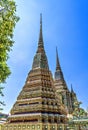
(40, 13, 42, 27)
(39, 13, 43, 43)
(37, 13, 44, 53)
(56, 47, 61, 71)
(71, 84, 74, 93)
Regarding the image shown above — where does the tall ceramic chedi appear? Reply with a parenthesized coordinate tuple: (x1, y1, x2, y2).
(54, 48, 72, 114)
(54, 48, 79, 114)
(3, 14, 67, 130)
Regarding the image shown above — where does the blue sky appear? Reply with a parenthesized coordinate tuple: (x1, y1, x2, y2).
(2, 0, 88, 113)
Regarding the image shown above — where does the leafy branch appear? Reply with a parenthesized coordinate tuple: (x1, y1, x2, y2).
(0, 0, 19, 110)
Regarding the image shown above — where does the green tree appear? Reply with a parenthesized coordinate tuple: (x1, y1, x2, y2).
(0, 0, 19, 110)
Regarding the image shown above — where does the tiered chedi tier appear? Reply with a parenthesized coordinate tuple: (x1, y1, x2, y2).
(54, 48, 72, 114)
(4, 15, 67, 130)
(9, 68, 66, 123)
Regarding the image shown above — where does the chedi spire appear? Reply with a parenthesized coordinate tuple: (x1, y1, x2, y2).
(56, 47, 61, 71)
(32, 14, 49, 70)
(37, 13, 44, 53)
